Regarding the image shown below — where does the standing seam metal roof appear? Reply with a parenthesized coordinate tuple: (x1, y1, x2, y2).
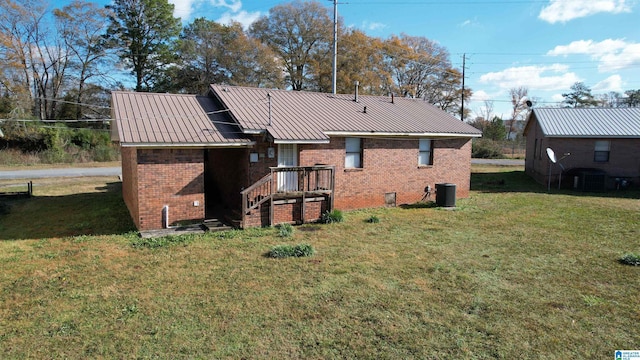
(209, 84, 481, 142)
(532, 107, 640, 138)
(111, 91, 252, 146)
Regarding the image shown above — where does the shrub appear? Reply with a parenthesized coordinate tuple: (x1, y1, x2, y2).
(267, 243, 315, 258)
(472, 138, 503, 159)
(277, 223, 294, 237)
(92, 144, 120, 162)
(321, 209, 344, 224)
(619, 253, 640, 266)
(365, 215, 380, 223)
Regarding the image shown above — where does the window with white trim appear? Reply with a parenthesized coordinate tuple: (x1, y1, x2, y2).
(594, 140, 610, 162)
(345, 137, 362, 168)
(418, 139, 433, 166)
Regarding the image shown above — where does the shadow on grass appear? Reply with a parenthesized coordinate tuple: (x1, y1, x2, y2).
(0, 182, 136, 241)
(400, 201, 438, 209)
(472, 170, 640, 199)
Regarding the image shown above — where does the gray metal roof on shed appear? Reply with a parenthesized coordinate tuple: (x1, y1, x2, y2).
(210, 85, 481, 143)
(111, 91, 252, 147)
(530, 107, 640, 138)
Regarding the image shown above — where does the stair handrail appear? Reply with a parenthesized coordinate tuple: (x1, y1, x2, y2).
(241, 173, 273, 214)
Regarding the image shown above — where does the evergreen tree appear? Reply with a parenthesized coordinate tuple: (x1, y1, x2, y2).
(106, 0, 181, 92)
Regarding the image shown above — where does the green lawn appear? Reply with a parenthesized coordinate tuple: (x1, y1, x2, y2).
(1, 167, 639, 358)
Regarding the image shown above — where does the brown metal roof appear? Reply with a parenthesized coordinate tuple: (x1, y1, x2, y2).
(210, 85, 481, 143)
(111, 91, 253, 147)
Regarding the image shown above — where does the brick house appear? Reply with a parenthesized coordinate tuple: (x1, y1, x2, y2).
(523, 107, 640, 190)
(111, 85, 481, 231)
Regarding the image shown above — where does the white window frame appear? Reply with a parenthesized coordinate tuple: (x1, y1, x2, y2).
(418, 139, 433, 166)
(345, 137, 362, 168)
(594, 140, 610, 163)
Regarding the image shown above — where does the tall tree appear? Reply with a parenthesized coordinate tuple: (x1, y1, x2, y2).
(250, 0, 332, 91)
(381, 34, 468, 118)
(562, 82, 598, 108)
(221, 24, 282, 89)
(106, 0, 181, 92)
(155, 19, 281, 93)
(54, 0, 113, 119)
(0, 0, 72, 120)
(309, 28, 389, 94)
(507, 87, 530, 139)
(384, 34, 451, 98)
(0, 0, 35, 117)
(423, 67, 470, 118)
(624, 89, 640, 107)
(483, 116, 506, 141)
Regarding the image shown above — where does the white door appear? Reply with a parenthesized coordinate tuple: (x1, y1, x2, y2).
(278, 144, 298, 191)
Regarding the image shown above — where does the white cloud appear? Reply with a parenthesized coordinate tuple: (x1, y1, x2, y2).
(210, 0, 242, 13)
(169, 0, 250, 23)
(592, 75, 623, 92)
(170, 0, 199, 20)
(539, 0, 632, 23)
(361, 21, 386, 31)
(471, 90, 492, 102)
(479, 64, 581, 91)
(458, 18, 481, 28)
(217, 10, 261, 29)
(547, 39, 640, 72)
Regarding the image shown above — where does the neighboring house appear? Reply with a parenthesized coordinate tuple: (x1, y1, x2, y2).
(523, 107, 640, 190)
(111, 85, 481, 231)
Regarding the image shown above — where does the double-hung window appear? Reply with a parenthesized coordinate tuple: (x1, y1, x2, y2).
(594, 140, 610, 162)
(418, 139, 433, 166)
(345, 137, 362, 168)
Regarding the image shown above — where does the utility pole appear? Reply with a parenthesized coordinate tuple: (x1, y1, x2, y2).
(461, 53, 465, 121)
(331, 0, 338, 95)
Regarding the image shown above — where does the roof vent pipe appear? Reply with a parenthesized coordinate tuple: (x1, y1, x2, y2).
(354, 81, 359, 102)
(391, 93, 394, 104)
(267, 92, 272, 126)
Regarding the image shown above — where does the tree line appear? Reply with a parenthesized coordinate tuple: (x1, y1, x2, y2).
(1, 0, 638, 164)
(0, 0, 471, 124)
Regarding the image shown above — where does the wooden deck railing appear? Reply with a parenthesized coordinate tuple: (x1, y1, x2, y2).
(240, 166, 335, 222)
(240, 173, 272, 216)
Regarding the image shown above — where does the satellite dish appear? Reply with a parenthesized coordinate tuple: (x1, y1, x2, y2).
(546, 147, 557, 163)
(526, 100, 533, 107)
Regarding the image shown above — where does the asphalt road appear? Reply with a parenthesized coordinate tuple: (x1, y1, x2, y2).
(471, 158, 524, 166)
(0, 167, 121, 180)
(0, 159, 523, 180)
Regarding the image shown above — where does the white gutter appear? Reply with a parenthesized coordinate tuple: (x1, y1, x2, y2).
(323, 131, 482, 138)
(273, 139, 330, 145)
(120, 141, 256, 148)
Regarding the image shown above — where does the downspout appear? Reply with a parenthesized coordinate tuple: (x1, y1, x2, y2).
(163, 205, 170, 229)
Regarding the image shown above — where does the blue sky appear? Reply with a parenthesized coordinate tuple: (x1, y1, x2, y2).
(105, 0, 640, 118)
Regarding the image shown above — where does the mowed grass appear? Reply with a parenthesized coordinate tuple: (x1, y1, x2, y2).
(1, 167, 639, 359)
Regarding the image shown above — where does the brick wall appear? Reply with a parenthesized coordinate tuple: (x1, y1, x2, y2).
(135, 149, 205, 230)
(243, 198, 328, 227)
(123, 135, 473, 230)
(120, 147, 140, 229)
(299, 137, 472, 210)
